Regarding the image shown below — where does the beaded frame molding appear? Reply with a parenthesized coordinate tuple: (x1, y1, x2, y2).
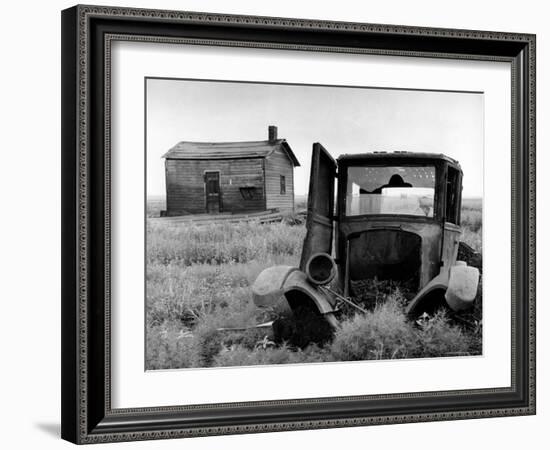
(61, 4, 536, 444)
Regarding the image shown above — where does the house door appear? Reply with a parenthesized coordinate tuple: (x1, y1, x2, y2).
(205, 171, 220, 213)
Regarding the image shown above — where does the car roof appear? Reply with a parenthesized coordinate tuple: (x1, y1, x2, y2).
(337, 151, 461, 169)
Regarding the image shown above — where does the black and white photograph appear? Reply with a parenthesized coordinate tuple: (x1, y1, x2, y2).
(54, 2, 537, 446)
(145, 78, 484, 370)
(1, 0, 545, 446)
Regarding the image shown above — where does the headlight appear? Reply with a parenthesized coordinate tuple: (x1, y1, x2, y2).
(305, 252, 337, 286)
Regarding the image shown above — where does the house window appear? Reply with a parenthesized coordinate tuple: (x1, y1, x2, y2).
(280, 175, 286, 195)
(239, 186, 257, 200)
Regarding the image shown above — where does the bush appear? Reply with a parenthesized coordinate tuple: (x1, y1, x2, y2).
(460, 201, 482, 252)
(461, 227, 482, 253)
(330, 301, 475, 361)
(146, 200, 482, 370)
(146, 321, 198, 370)
(192, 320, 224, 366)
(220, 328, 269, 351)
(213, 343, 332, 367)
(213, 345, 293, 367)
(414, 310, 470, 357)
(330, 296, 419, 360)
(461, 209, 482, 233)
(287, 344, 334, 364)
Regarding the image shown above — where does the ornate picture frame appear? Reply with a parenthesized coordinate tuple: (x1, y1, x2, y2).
(61, 5, 535, 444)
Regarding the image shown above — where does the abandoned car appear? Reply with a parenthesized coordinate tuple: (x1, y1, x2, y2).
(252, 144, 480, 346)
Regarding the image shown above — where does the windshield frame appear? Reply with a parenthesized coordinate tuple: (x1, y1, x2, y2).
(338, 158, 446, 222)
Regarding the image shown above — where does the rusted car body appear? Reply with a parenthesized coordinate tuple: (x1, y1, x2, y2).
(252, 144, 480, 345)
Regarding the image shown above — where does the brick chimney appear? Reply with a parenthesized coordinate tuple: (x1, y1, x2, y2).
(268, 125, 278, 142)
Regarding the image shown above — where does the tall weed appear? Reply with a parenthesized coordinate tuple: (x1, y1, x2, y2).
(146, 201, 482, 370)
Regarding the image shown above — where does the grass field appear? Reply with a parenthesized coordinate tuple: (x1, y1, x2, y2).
(461, 197, 482, 252)
(146, 197, 482, 370)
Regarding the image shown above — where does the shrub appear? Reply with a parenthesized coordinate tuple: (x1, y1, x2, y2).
(145, 200, 482, 369)
(212, 343, 332, 367)
(220, 328, 269, 350)
(287, 344, 334, 364)
(461, 227, 482, 253)
(145, 321, 198, 370)
(330, 296, 419, 360)
(414, 310, 470, 357)
(460, 200, 482, 252)
(213, 344, 294, 367)
(192, 320, 224, 366)
(461, 209, 482, 233)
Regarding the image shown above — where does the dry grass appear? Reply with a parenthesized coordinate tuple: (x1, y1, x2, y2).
(146, 198, 482, 370)
(147, 195, 166, 218)
(331, 295, 470, 361)
(148, 221, 304, 266)
(461, 198, 482, 252)
(146, 219, 305, 369)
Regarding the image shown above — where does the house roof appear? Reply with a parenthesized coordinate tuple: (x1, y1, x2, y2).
(162, 139, 300, 167)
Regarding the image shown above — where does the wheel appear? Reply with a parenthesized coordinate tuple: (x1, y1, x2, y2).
(272, 302, 335, 348)
(408, 289, 449, 319)
(409, 287, 481, 330)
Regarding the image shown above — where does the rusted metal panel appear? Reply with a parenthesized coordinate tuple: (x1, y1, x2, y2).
(299, 143, 337, 271)
(248, 148, 481, 347)
(338, 218, 442, 291)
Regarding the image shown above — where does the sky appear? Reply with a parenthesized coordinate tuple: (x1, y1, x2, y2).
(146, 78, 483, 197)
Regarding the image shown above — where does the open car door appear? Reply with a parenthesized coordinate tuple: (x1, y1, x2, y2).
(299, 143, 337, 270)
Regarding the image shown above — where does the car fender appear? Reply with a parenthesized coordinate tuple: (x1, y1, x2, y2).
(406, 262, 479, 316)
(252, 265, 338, 327)
(282, 270, 337, 314)
(405, 270, 449, 317)
(251, 265, 297, 310)
(445, 262, 480, 311)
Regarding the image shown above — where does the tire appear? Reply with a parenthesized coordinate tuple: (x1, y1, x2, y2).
(273, 302, 334, 348)
(408, 289, 448, 318)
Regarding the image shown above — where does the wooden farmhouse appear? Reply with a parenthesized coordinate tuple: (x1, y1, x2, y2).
(162, 126, 300, 216)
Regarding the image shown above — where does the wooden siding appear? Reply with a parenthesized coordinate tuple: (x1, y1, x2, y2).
(265, 147, 295, 212)
(165, 158, 266, 215)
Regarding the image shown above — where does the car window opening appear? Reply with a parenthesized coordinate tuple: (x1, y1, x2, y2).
(346, 165, 436, 217)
